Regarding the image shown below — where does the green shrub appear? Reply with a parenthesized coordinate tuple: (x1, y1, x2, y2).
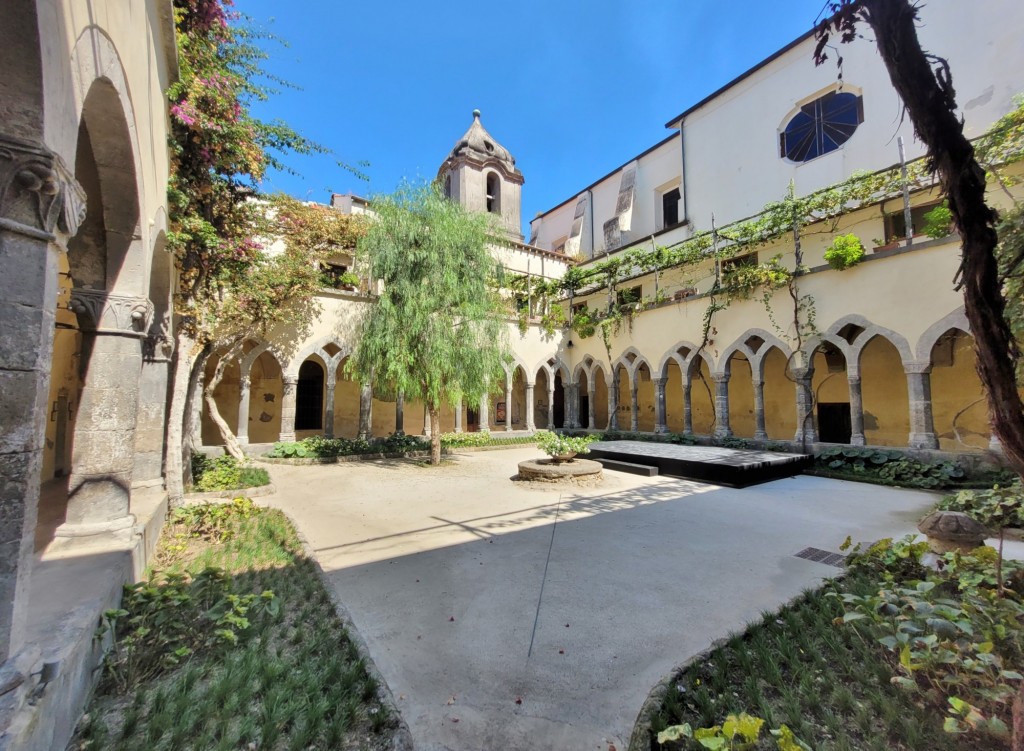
(538, 431, 595, 458)
(814, 447, 967, 488)
(824, 233, 866, 270)
(266, 433, 429, 459)
(922, 201, 954, 239)
(191, 454, 269, 492)
(939, 480, 1024, 529)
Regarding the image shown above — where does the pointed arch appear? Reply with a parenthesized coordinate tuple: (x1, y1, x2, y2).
(916, 307, 970, 362)
(285, 338, 353, 378)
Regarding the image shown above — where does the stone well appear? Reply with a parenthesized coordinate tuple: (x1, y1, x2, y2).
(516, 458, 603, 484)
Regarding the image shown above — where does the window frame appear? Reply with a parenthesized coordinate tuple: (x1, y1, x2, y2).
(779, 90, 864, 164)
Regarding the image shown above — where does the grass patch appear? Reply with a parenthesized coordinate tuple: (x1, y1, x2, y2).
(649, 576, 967, 751)
(72, 500, 397, 751)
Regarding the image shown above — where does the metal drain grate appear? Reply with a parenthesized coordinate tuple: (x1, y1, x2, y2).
(794, 547, 847, 568)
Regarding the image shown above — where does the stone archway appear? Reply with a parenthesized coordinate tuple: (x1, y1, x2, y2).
(58, 77, 148, 540)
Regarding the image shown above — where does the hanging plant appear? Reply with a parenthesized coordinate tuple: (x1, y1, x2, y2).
(824, 233, 866, 270)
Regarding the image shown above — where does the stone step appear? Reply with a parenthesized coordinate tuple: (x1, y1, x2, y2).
(594, 458, 659, 477)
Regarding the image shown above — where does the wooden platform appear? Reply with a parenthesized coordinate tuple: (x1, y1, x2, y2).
(586, 441, 812, 488)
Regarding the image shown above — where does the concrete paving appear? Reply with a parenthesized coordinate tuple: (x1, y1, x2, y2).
(265, 448, 940, 751)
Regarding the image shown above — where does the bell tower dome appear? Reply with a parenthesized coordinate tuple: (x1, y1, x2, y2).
(438, 110, 524, 241)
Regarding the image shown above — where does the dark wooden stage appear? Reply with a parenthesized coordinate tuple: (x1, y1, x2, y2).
(586, 440, 812, 488)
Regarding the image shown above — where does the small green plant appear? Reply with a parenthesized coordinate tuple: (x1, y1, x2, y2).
(922, 201, 954, 239)
(439, 430, 548, 449)
(99, 567, 278, 694)
(191, 454, 269, 492)
(823, 233, 866, 270)
(938, 480, 1024, 530)
(658, 713, 810, 750)
(172, 497, 258, 543)
(570, 308, 598, 339)
(537, 432, 595, 459)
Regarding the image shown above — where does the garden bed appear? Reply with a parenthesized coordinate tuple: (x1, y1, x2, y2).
(70, 498, 408, 751)
(259, 450, 435, 465)
(634, 539, 1024, 751)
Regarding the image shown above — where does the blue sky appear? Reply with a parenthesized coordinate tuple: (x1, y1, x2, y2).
(245, 0, 831, 236)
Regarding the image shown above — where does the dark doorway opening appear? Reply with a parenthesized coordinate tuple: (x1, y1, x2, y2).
(296, 360, 324, 430)
(818, 402, 852, 444)
(467, 407, 479, 433)
(579, 395, 590, 429)
(553, 374, 565, 428)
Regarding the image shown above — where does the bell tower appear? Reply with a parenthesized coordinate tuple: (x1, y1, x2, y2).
(438, 110, 524, 241)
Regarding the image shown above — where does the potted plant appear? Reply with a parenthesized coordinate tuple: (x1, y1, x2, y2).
(537, 432, 596, 464)
(824, 233, 865, 270)
(337, 271, 361, 291)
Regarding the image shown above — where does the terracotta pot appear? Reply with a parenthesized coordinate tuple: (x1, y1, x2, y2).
(549, 452, 577, 464)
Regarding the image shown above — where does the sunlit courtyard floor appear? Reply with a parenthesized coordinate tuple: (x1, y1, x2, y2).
(264, 447, 938, 751)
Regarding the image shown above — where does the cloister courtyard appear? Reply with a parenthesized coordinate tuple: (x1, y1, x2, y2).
(261, 448, 961, 751)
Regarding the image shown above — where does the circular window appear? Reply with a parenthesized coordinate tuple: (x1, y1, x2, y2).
(780, 91, 863, 162)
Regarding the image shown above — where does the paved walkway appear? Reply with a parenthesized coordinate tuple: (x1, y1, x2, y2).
(266, 448, 938, 751)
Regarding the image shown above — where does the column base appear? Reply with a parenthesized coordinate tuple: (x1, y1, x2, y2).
(794, 430, 817, 444)
(279, 433, 296, 443)
(908, 433, 940, 450)
(54, 514, 136, 544)
(654, 425, 669, 434)
(754, 430, 768, 440)
(713, 428, 733, 439)
(850, 433, 866, 446)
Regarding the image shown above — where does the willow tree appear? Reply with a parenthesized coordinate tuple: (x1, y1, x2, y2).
(349, 183, 510, 464)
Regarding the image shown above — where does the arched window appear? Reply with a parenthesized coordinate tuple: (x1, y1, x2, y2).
(295, 360, 324, 430)
(485, 172, 500, 214)
(444, 172, 452, 198)
(780, 91, 863, 162)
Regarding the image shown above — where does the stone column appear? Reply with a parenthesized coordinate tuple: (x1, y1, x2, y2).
(395, 392, 405, 435)
(989, 432, 1003, 454)
(323, 373, 336, 438)
(905, 362, 939, 450)
(608, 376, 620, 431)
(61, 289, 151, 538)
(587, 377, 596, 430)
(848, 374, 866, 446)
(653, 377, 668, 433)
(682, 382, 693, 434)
(0, 136, 84, 665)
(752, 379, 767, 440)
(546, 388, 555, 430)
(358, 382, 373, 440)
(454, 401, 462, 433)
(280, 375, 298, 442)
(134, 331, 173, 485)
(479, 394, 490, 432)
(566, 383, 580, 429)
(236, 375, 251, 445)
(629, 382, 640, 432)
(504, 376, 513, 432)
(422, 408, 431, 438)
(712, 373, 732, 439)
(525, 384, 536, 431)
(793, 368, 817, 444)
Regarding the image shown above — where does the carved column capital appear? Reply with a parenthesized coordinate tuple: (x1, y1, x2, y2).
(69, 289, 153, 338)
(0, 134, 86, 240)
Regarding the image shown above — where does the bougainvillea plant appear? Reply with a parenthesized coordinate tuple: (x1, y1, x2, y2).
(165, 0, 361, 492)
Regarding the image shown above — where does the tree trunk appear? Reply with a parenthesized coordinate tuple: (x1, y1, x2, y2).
(204, 340, 246, 460)
(859, 0, 1024, 477)
(430, 406, 442, 465)
(166, 330, 197, 504)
